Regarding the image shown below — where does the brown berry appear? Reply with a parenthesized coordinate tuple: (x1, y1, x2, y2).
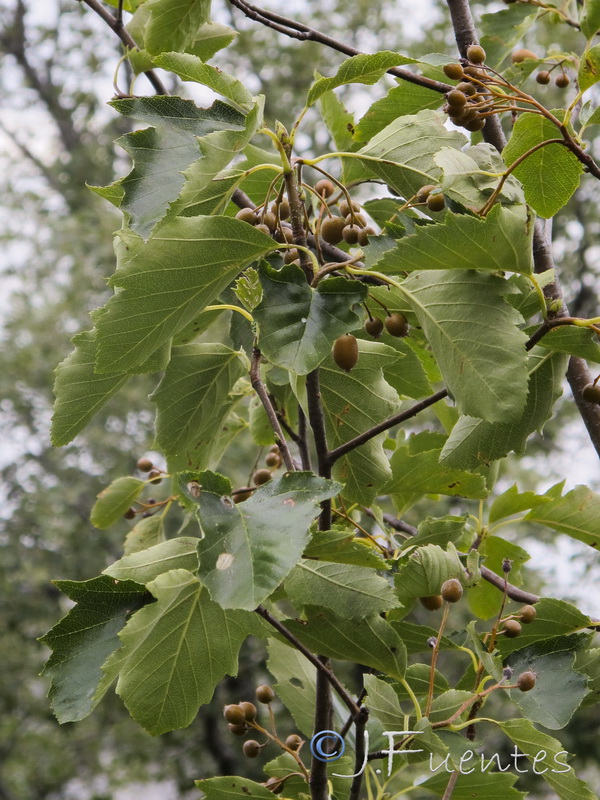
(456, 81, 477, 97)
(262, 212, 277, 231)
(467, 44, 486, 64)
(265, 452, 281, 468)
(555, 72, 570, 88)
(416, 184, 436, 201)
(253, 469, 272, 486)
(269, 444, 280, 453)
(235, 207, 257, 224)
(519, 605, 537, 624)
(420, 595, 444, 611)
(148, 469, 162, 484)
(345, 212, 367, 228)
(256, 684, 275, 704)
(339, 200, 360, 217)
(358, 226, 376, 246)
(279, 227, 295, 243)
(516, 671, 537, 692)
(123, 507, 136, 520)
(234, 488, 253, 504)
(332, 334, 359, 372)
(511, 49, 538, 64)
(536, 71, 551, 85)
(315, 178, 336, 198)
(284, 248, 299, 264)
(228, 722, 249, 736)
(243, 739, 261, 758)
(255, 223, 271, 236)
(272, 199, 290, 220)
(464, 65, 485, 79)
(441, 579, 463, 603)
(465, 116, 485, 132)
(320, 216, 346, 245)
(447, 89, 467, 108)
(385, 313, 409, 338)
(427, 192, 446, 212)
(502, 619, 522, 638)
(342, 224, 360, 244)
(365, 317, 384, 338)
(285, 734, 303, 750)
(224, 704, 246, 725)
(240, 701, 258, 721)
(265, 777, 283, 795)
(443, 63, 464, 80)
(136, 457, 154, 472)
(582, 383, 600, 404)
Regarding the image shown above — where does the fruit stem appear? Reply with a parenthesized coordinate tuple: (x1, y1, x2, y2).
(203, 304, 254, 323)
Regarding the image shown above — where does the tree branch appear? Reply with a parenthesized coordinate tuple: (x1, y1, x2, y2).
(349, 706, 369, 800)
(250, 348, 296, 471)
(227, 0, 452, 94)
(255, 606, 361, 715)
(327, 389, 448, 465)
(77, 0, 169, 95)
(445, 0, 600, 459)
(306, 370, 332, 529)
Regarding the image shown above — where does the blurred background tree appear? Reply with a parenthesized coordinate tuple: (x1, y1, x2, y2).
(0, 0, 598, 797)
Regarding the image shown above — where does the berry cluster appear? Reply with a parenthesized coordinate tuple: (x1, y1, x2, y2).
(331, 312, 410, 373)
(223, 685, 305, 794)
(120, 457, 167, 520)
(234, 445, 283, 503)
(442, 45, 489, 134)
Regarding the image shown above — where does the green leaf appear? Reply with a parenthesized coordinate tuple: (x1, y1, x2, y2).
(496, 598, 593, 656)
(254, 262, 367, 375)
(502, 114, 583, 218)
(144, 0, 210, 55)
(92, 97, 248, 238)
(150, 344, 246, 472)
(319, 90, 371, 185)
(525, 484, 600, 549)
(90, 477, 145, 529)
(180, 471, 340, 610)
(306, 51, 415, 107)
(283, 606, 407, 679)
(480, 4, 539, 68)
(363, 674, 405, 727)
(441, 349, 568, 469)
(51, 330, 131, 446)
(103, 538, 200, 583)
(467, 536, 530, 620)
(112, 569, 254, 734)
(420, 769, 526, 799)
(533, 323, 600, 363)
(354, 82, 442, 142)
(373, 336, 432, 399)
(383, 431, 488, 514)
(292, 341, 399, 505)
(507, 638, 590, 729)
(396, 663, 449, 698)
(407, 515, 471, 551)
(358, 110, 465, 198)
(394, 544, 465, 607)
(401, 270, 529, 423)
(94, 218, 274, 373)
(390, 621, 460, 654)
(285, 560, 400, 619)
(575, 647, 600, 706)
(489, 484, 549, 523)
(196, 777, 275, 799)
(39, 576, 148, 723)
(579, 44, 600, 91)
(304, 529, 386, 569)
(153, 53, 253, 108)
(581, 0, 600, 39)
(372, 206, 533, 276)
(123, 514, 166, 555)
(499, 718, 597, 800)
(435, 145, 525, 208)
(186, 22, 236, 60)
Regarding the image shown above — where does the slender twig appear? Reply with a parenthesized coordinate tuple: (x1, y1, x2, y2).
(255, 606, 362, 716)
(425, 602, 450, 716)
(227, 0, 451, 94)
(297, 406, 312, 471)
(77, 0, 169, 95)
(442, 770, 459, 800)
(349, 707, 369, 800)
(327, 389, 448, 465)
(306, 370, 332, 526)
(250, 348, 296, 471)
